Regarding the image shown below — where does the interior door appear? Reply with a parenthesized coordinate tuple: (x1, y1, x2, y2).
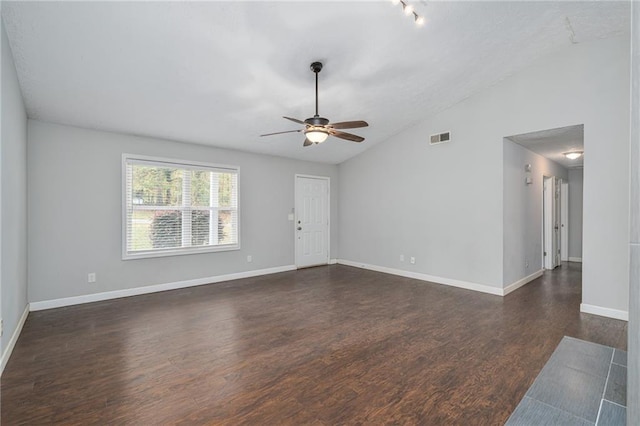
(553, 177, 561, 266)
(560, 182, 569, 261)
(295, 175, 329, 268)
(543, 176, 558, 270)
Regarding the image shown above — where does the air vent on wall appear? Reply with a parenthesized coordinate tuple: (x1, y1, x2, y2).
(430, 131, 451, 145)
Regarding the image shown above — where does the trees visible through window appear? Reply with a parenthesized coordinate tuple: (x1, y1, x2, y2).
(123, 155, 239, 259)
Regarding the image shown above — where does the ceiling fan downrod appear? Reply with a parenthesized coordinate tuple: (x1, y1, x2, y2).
(310, 61, 323, 117)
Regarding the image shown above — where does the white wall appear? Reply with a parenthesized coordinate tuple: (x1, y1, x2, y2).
(1, 17, 28, 357)
(628, 0, 639, 420)
(503, 139, 567, 286)
(27, 120, 339, 303)
(568, 168, 583, 260)
(339, 36, 630, 312)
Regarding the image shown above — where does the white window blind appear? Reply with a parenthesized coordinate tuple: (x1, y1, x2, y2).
(123, 155, 239, 259)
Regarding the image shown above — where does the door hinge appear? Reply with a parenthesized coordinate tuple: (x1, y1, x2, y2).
(544, 251, 547, 256)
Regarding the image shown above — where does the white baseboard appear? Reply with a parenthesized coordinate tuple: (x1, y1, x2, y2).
(580, 303, 628, 321)
(337, 259, 503, 296)
(569, 257, 583, 263)
(328, 258, 338, 265)
(1, 304, 30, 376)
(30, 265, 297, 311)
(503, 270, 544, 296)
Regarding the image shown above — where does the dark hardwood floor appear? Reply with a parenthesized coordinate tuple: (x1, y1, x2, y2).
(1, 263, 627, 425)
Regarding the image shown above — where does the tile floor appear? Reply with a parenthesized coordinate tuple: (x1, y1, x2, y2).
(506, 336, 627, 425)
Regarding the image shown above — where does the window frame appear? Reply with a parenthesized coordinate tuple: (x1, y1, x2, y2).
(122, 153, 241, 260)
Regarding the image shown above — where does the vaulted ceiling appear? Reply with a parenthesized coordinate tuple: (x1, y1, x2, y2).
(1, 1, 630, 164)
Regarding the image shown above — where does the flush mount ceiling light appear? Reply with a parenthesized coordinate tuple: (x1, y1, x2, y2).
(390, 0, 425, 27)
(564, 151, 583, 160)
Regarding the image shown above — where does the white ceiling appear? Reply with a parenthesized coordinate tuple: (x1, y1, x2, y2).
(1, 1, 630, 164)
(507, 124, 584, 168)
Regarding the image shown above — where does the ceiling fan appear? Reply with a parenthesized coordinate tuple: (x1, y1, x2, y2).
(261, 61, 369, 147)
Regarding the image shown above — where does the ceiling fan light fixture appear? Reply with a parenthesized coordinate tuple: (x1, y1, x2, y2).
(564, 151, 583, 160)
(305, 128, 329, 144)
(261, 61, 368, 147)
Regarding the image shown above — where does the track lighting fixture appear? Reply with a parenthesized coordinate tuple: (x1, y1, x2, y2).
(403, 3, 414, 15)
(391, 0, 425, 27)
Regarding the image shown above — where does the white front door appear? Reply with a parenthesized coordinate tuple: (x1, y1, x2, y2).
(295, 175, 329, 268)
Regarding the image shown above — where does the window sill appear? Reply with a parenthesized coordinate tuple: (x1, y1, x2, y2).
(123, 244, 240, 260)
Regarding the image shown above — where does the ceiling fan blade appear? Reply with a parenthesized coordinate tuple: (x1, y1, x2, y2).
(303, 138, 313, 147)
(329, 120, 369, 130)
(329, 129, 364, 143)
(283, 116, 307, 126)
(260, 129, 302, 137)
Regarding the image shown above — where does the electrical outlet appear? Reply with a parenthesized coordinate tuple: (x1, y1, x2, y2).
(400, 254, 405, 262)
(88, 273, 96, 283)
(410, 257, 416, 264)
(247, 255, 252, 263)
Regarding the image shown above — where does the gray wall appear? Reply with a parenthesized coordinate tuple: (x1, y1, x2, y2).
(579, 38, 630, 315)
(568, 168, 583, 261)
(628, 0, 639, 422)
(1, 17, 28, 355)
(503, 139, 568, 286)
(27, 120, 339, 303)
(339, 36, 630, 309)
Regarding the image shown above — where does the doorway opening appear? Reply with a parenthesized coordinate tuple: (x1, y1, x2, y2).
(503, 124, 584, 285)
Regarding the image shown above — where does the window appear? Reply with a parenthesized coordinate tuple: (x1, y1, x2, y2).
(123, 155, 239, 259)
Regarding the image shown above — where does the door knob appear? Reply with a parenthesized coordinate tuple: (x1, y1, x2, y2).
(297, 227, 302, 231)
